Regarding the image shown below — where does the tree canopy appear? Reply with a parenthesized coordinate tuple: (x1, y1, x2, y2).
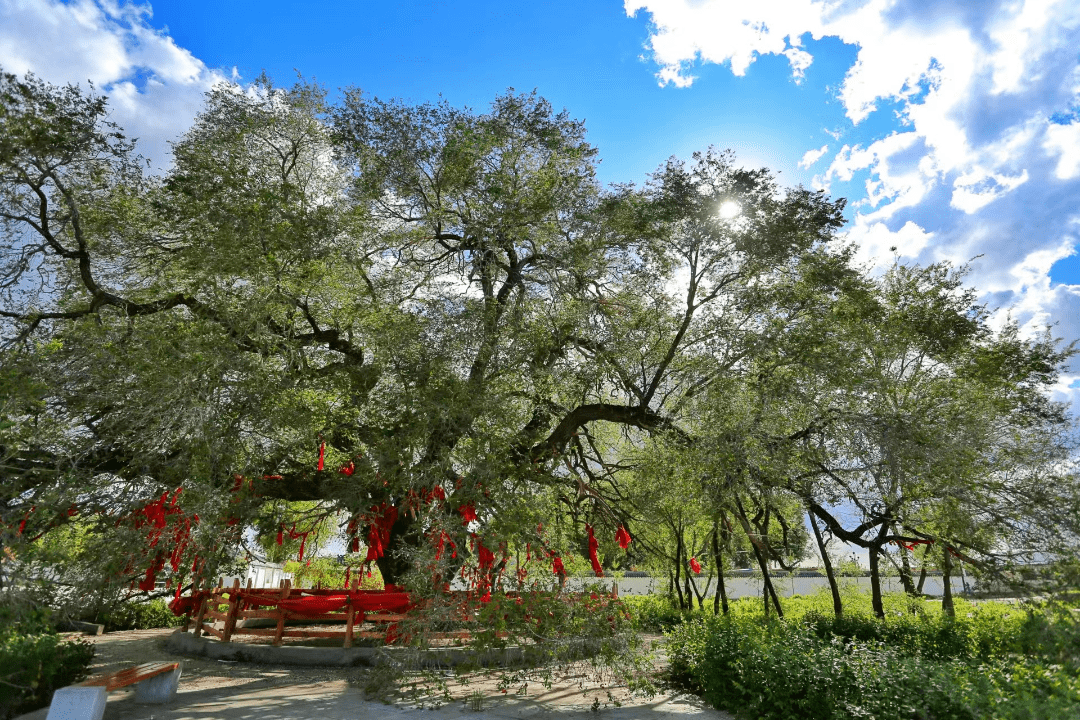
(1, 71, 1076, 613)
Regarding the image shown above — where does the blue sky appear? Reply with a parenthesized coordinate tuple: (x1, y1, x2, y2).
(2, 0, 1080, 401)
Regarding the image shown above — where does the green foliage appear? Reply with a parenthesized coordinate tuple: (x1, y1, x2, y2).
(666, 593, 1080, 720)
(89, 598, 183, 632)
(622, 594, 697, 632)
(284, 556, 384, 590)
(0, 612, 94, 720)
(1, 68, 1076, 621)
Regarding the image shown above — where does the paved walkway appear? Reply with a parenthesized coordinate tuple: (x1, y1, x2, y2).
(18, 629, 733, 719)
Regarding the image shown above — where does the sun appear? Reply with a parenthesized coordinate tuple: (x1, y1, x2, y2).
(718, 201, 741, 219)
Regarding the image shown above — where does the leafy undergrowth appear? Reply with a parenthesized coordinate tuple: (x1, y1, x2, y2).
(0, 611, 95, 720)
(651, 591, 1080, 720)
(90, 597, 184, 631)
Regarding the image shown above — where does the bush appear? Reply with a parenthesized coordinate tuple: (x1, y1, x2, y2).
(0, 616, 95, 720)
(92, 598, 183, 631)
(666, 594, 1080, 720)
(622, 594, 699, 632)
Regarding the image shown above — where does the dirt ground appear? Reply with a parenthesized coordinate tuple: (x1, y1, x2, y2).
(18, 629, 734, 719)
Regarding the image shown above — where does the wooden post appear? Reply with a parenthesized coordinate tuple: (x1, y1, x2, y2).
(344, 597, 354, 648)
(221, 578, 241, 643)
(273, 578, 290, 646)
(180, 581, 192, 632)
(192, 580, 208, 638)
(344, 577, 360, 648)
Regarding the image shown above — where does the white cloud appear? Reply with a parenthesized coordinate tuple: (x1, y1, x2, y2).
(951, 168, 1029, 214)
(820, 132, 930, 217)
(629, 0, 1080, 362)
(0, 0, 232, 168)
(798, 144, 828, 169)
(845, 218, 933, 268)
(1044, 121, 1080, 180)
(625, 0, 825, 82)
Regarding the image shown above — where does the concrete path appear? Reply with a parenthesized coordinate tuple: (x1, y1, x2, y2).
(27, 682, 724, 719)
(18, 629, 733, 720)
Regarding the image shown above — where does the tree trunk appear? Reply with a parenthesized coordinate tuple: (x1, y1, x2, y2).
(677, 524, 697, 608)
(868, 521, 891, 619)
(686, 542, 708, 611)
(941, 548, 955, 618)
(712, 520, 728, 615)
(766, 571, 783, 617)
(809, 510, 842, 618)
(735, 498, 783, 619)
(916, 544, 930, 594)
(898, 545, 916, 595)
(685, 563, 696, 610)
(868, 542, 885, 619)
(673, 539, 686, 609)
(373, 514, 415, 587)
(749, 539, 782, 618)
(884, 545, 917, 596)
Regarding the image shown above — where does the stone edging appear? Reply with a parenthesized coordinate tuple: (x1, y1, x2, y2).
(165, 629, 540, 668)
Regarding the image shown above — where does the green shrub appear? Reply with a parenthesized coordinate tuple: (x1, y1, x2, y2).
(622, 594, 699, 632)
(667, 608, 1080, 720)
(0, 622, 95, 720)
(634, 589, 1079, 718)
(92, 598, 183, 631)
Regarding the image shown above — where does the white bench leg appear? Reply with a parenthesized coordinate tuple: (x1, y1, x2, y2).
(134, 665, 183, 704)
(45, 686, 107, 720)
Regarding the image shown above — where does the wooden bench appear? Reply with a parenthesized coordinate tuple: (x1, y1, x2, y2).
(47, 662, 182, 720)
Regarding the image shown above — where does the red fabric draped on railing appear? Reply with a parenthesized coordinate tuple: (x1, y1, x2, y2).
(169, 588, 414, 616)
(278, 595, 349, 614)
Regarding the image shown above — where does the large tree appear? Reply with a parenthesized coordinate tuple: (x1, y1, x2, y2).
(0, 71, 851, 595)
(5, 71, 1075, 615)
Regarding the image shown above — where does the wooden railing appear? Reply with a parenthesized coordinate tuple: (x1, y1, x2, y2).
(184, 578, 408, 647)
(181, 577, 619, 648)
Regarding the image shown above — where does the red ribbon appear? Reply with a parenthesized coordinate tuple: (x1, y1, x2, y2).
(587, 524, 602, 577)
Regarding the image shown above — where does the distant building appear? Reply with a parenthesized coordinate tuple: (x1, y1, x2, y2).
(217, 556, 291, 589)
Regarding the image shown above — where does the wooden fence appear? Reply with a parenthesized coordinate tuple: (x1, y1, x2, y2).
(183, 578, 410, 647)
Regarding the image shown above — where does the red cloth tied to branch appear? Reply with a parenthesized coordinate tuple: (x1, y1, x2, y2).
(458, 503, 477, 525)
(553, 556, 565, 576)
(16, 506, 35, 535)
(895, 538, 934, 552)
(364, 503, 398, 563)
(476, 539, 495, 572)
(433, 530, 457, 560)
(689, 557, 702, 574)
(615, 525, 632, 550)
(317, 441, 325, 471)
(168, 594, 202, 616)
(586, 524, 603, 577)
